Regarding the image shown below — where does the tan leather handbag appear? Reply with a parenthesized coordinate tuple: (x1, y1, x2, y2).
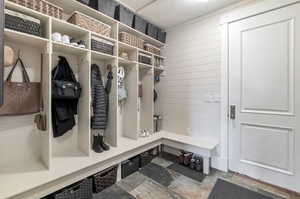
(0, 56, 40, 116)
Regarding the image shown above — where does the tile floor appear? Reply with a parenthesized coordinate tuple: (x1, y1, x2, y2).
(94, 154, 300, 199)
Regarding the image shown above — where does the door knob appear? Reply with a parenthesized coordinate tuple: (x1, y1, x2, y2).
(230, 105, 236, 120)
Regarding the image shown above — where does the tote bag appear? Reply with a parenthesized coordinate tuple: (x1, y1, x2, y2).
(0, 57, 40, 116)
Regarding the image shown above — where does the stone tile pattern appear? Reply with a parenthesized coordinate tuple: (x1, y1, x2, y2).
(94, 154, 300, 199)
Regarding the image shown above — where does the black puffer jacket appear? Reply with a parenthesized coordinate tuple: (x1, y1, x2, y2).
(91, 64, 107, 130)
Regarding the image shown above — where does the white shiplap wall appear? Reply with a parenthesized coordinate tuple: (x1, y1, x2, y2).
(159, 0, 260, 170)
(161, 16, 222, 140)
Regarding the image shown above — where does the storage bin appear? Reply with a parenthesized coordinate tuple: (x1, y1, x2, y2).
(146, 23, 158, 39)
(53, 178, 93, 199)
(8, 0, 63, 19)
(140, 149, 155, 168)
(133, 15, 147, 34)
(5, 9, 42, 37)
(121, 155, 140, 179)
(99, 0, 118, 19)
(68, 11, 111, 37)
(77, 0, 90, 5)
(144, 43, 160, 55)
(115, 4, 134, 27)
(139, 52, 152, 65)
(92, 165, 118, 193)
(157, 28, 167, 43)
(91, 36, 114, 55)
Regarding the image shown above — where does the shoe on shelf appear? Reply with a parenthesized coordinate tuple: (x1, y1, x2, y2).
(99, 135, 110, 151)
(92, 135, 103, 153)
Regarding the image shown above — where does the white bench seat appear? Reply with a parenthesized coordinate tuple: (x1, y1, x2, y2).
(160, 131, 219, 175)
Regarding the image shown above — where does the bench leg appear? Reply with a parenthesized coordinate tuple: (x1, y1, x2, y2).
(203, 157, 210, 175)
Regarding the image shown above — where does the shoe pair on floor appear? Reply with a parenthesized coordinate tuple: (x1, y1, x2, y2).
(92, 135, 110, 153)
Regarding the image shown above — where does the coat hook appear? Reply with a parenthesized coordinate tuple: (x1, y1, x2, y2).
(17, 49, 21, 58)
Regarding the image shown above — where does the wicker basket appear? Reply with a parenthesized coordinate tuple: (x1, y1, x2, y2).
(54, 178, 93, 199)
(5, 9, 42, 37)
(119, 31, 144, 49)
(139, 52, 152, 65)
(144, 43, 160, 55)
(8, 0, 63, 19)
(136, 37, 144, 49)
(68, 11, 111, 37)
(92, 165, 118, 193)
(91, 36, 114, 55)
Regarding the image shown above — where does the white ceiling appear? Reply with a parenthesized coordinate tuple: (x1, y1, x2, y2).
(120, 0, 243, 29)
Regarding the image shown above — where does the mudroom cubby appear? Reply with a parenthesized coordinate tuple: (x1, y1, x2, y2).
(0, 29, 51, 173)
(91, 54, 118, 148)
(118, 63, 139, 140)
(51, 51, 91, 158)
(138, 67, 154, 137)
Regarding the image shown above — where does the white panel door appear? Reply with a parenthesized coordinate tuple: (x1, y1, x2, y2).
(229, 3, 300, 192)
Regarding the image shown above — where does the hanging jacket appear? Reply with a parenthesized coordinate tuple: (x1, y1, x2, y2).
(91, 64, 107, 130)
(52, 56, 78, 138)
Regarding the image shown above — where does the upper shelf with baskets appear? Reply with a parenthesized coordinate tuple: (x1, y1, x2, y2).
(46, 0, 166, 47)
(118, 23, 165, 48)
(47, 0, 118, 26)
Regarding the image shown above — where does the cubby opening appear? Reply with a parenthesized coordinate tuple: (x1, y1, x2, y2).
(5, 2, 51, 40)
(51, 51, 90, 158)
(138, 67, 154, 137)
(0, 36, 50, 174)
(118, 63, 138, 140)
(51, 18, 90, 50)
(154, 68, 163, 133)
(119, 42, 138, 63)
(91, 55, 118, 148)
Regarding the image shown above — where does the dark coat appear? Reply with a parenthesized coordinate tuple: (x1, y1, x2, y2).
(52, 56, 78, 138)
(91, 64, 107, 130)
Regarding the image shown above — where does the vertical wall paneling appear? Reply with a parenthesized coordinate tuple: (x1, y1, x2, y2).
(162, 16, 222, 141)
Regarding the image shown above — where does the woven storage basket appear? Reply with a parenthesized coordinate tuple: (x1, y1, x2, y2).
(136, 37, 144, 49)
(91, 36, 114, 55)
(5, 9, 42, 37)
(93, 165, 118, 193)
(119, 31, 136, 46)
(54, 178, 93, 199)
(144, 43, 160, 55)
(139, 52, 152, 65)
(119, 31, 144, 49)
(8, 0, 63, 19)
(68, 11, 111, 37)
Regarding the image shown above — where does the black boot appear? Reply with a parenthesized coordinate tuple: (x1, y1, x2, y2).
(92, 135, 103, 153)
(99, 135, 110, 151)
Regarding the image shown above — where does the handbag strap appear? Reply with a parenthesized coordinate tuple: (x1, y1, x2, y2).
(52, 56, 77, 82)
(6, 56, 30, 83)
(40, 54, 43, 111)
